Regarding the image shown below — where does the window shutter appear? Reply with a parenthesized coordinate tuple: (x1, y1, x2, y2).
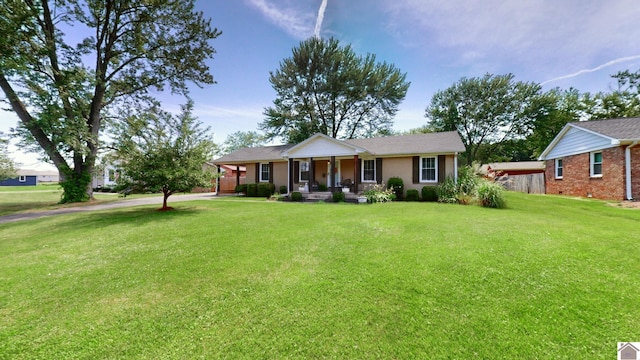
(412, 156, 419, 184)
(294, 161, 300, 183)
(269, 162, 274, 183)
(288, 159, 294, 189)
(376, 158, 383, 184)
(438, 155, 446, 183)
(255, 163, 259, 183)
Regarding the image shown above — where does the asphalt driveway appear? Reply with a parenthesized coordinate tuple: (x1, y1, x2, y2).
(0, 193, 218, 224)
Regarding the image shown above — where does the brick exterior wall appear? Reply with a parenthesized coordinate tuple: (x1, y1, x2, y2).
(545, 146, 632, 200)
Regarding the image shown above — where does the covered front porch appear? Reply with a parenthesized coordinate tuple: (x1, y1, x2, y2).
(288, 155, 362, 194)
(282, 134, 371, 195)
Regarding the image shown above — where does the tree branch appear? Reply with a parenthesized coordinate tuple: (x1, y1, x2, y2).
(0, 71, 68, 171)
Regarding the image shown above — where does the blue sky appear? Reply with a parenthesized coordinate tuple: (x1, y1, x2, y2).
(4, 0, 640, 168)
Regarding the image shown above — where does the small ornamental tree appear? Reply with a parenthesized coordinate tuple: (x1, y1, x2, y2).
(114, 101, 216, 211)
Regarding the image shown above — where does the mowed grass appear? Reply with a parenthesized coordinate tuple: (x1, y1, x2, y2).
(0, 193, 638, 358)
(0, 185, 159, 216)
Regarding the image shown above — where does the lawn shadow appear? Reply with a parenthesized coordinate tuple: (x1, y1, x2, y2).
(45, 204, 210, 232)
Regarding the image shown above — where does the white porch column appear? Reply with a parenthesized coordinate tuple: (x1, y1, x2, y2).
(454, 152, 459, 183)
(625, 142, 638, 200)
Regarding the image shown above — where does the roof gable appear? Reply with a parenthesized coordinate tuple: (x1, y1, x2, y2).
(281, 133, 367, 158)
(540, 118, 640, 160)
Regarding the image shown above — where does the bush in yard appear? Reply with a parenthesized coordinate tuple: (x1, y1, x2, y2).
(332, 191, 345, 202)
(279, 185, 287, 194)
(235, 184, 247, 195)
(457, 165, 480, 198)
(318, 184, 328, 191)
(257, 183, 274, 197)
(290, 191, 303, 202)
(405, 189, 420, 201)
(386, 176, 404, 201)
(246, 183, 258, 197)
(436, 176, 458, 204)
(421, 186, 438, 202)
(477, 180, 507, 208)
(436, 166, 482, 205)
(363, 183, 395, 203)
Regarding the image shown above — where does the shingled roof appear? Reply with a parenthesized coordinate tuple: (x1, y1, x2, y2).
(213, 144, 294, 163)
(571, 117, 640, 140)
(345, 131, 464, 155)
(213, 131, 464, 164)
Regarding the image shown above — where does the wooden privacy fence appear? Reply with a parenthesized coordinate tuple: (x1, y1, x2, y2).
(219, 177, 245, 193)
(496, 173, 545, 194)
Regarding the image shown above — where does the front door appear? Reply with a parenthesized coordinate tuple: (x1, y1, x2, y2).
(327, 160, 340, 187)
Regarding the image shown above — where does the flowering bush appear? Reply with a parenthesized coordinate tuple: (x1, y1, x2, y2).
(362, 184, 395, 203)
(386, 177, 404, 200)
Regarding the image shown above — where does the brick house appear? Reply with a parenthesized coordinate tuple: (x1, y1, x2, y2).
(212, 131, 465, 199)
(538, 117, 640, 200)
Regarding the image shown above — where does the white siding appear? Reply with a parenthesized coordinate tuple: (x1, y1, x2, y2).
(546, 127, 616, 159)
(287, 136, 360, 158)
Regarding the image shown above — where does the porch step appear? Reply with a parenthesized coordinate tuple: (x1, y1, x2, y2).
(305, 193, 332, 201)
(300, 191, 360, 203)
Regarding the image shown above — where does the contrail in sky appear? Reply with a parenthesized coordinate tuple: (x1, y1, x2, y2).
(541, 55, 640, 85)
(314, 0, 328, 38)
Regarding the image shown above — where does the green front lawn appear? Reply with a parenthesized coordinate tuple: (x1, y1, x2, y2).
(0, 193, 638, 358)
(0, 186, 160, 216)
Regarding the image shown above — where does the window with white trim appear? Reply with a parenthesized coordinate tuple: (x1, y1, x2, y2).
(362, 159, 375, 182)
(299, 161, 310, 182)
(259, 163, 270, 182)
(555, 159, 563, 179)
(108, 169, 117, 182)
(590, 151, 602, 177)
(420, 156, 437, 182)
(19, 175, 26, 182)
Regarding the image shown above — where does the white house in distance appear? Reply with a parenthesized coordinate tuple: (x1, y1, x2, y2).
(92, 163, 119, 189)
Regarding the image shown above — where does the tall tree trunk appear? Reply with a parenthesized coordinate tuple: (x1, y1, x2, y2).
(162, 188, 171, 210)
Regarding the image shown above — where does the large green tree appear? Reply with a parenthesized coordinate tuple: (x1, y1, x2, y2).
(113, 100, 216, 211)
(425, 73, 543, 165)
(0, 133, 18, 180)
(579, 69, 640, 120)
(525, 87, 583, 158)
(261, 37, 410, 143)
(0, 0, 220, 202)
(581, 90, 640, 120)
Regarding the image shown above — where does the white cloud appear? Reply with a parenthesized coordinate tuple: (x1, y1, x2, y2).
(314, 0, 328, 38)
(191, 104, 265, 143)
(382, 0, 640, 75)
(245, 0, 315, 39)
(194, 104, 264, 120)
(541, 55, 640, 86)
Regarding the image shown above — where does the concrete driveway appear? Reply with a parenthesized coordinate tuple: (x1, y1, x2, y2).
(0, 193, 218, 224)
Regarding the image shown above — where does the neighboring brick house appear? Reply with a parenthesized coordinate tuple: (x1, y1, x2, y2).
(538, 117, 640, 200)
